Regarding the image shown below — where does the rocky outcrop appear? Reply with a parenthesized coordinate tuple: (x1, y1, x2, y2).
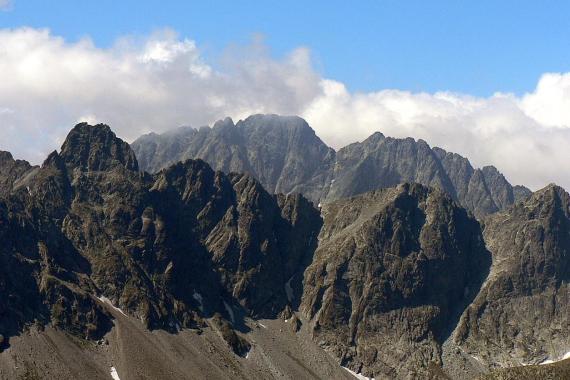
(132, 114, 530, 217)
(3, 121, 569, 380)
(0, 123, 321, 351)
(60, 122, 138, 171)
(300, 183, 491, 378)
(452, 184, 570, 368)
(0, 151, 39, 195)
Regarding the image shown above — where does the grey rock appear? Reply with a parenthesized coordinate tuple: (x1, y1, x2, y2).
(133, 114, 525, 217)
(133, 114, 335, 203)
(513, 184, 532, 203)
(0, 123, 321, 349)
(300, 183, 491, 378)
(453, 184, 570, 369)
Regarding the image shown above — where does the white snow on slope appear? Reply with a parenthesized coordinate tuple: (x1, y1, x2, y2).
(285, 276, 294, 303)
(470, 355, 484, 365)
(192, 291, 204, 312)
(110, 366, 121, 380)
(223, 301, 235, 324)
(540, 351, 570, 365)
(342, 366, 375, 380)
(97, 296, 127, 316)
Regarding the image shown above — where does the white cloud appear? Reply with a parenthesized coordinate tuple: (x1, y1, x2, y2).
(1, 27, 570, 190)
(0, 27, 320, 163)
(302, 79, 570, 190)
(520, 73, 570, 127)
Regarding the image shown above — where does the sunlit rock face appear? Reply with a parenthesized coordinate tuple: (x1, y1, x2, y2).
(301, 183, 491, 378)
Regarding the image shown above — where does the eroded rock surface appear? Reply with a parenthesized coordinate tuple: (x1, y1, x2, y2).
(301, 183, 491, 378)
(0, 123, 321, 350)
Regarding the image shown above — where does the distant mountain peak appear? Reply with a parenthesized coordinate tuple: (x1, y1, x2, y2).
(212, 116, 235, 129)
(132, 114, 532, 218)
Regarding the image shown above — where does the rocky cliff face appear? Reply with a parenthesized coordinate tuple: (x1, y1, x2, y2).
(132, 114, 531, 218)
(301, 183, 491, 378)
(0, 123, 321, 353)
(0, 151, 39, 195)
(2, 122, 569, 380)
(451, 184, 570, 368)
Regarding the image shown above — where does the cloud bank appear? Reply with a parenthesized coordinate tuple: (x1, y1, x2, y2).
(1, 27, 570, 190)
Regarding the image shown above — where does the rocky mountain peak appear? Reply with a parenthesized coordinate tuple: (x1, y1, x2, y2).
(60, 123, 138, 172)
(0, 151, 15, 166)
(0, 150, 37, 194)
(132, 115, 533, 218)
(365, 131, 386, 143)
(238, 113, 309, 129)
(523, 183, 570, 219)
(212, 116, 235, 131)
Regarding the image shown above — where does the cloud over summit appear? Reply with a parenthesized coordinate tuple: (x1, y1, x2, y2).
(1, 27, 570, 190)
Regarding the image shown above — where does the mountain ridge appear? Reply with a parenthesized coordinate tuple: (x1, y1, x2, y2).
(1, 122, 568, 379)
(132, 114, 531, 218)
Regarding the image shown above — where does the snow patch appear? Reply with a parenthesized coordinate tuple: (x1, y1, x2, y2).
(285, 276, 294, 303)
(97, 296, 127, 316)
(223, 301, 235, 324)
(470, 355, 484, 365)
(168, 320, 181, 332)
(540, 351, 570, 365)
(110, 366, 121, 380)
(342, 366, 375, 380)
(192, 291, 204, 311)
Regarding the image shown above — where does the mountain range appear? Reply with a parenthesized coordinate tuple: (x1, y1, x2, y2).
(0, 116, 569, 380)
(132, 114, 532, 218)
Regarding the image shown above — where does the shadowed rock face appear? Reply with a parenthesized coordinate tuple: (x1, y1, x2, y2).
(454, 184, 570, 368)
(132, 114, 531, 218)
(0, 123, 321, 350)
(300, 183, 491, 378)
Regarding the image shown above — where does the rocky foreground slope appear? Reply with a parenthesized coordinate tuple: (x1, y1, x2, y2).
(1, 123, 569, 379)
(132, 114, 532, 218)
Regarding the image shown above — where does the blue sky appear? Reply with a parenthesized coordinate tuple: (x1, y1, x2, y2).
(2, 0, 569, 96)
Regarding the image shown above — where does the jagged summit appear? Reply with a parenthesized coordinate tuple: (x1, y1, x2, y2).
(0, 150, 38, 194)
(132, 114, 532, 217)
(2, 121, 569, 379)
(132, 114, 335, 202)
(60, 122, 138, 172)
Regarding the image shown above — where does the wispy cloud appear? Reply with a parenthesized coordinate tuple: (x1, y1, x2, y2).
(1, 27, 570, 190)
(0, 0, 12, 11)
